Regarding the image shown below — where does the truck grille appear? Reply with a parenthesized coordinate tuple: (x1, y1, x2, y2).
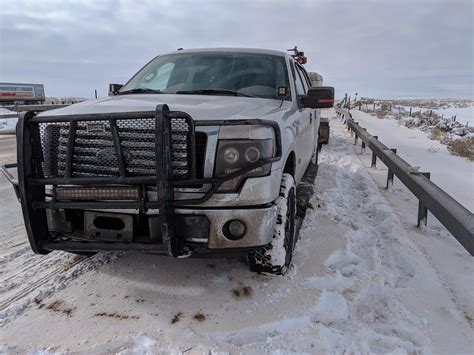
(36, 118, 207, 180)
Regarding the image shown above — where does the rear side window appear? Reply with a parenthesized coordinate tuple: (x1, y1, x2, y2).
(293, 63, 306, 95)
(297, 65, 311, 88)
(296, 65, 310, 93)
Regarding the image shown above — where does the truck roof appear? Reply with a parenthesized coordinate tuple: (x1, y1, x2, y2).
(160, 47, 288, 57)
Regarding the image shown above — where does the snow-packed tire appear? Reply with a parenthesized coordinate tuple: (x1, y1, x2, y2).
(248, 173, 296, 275)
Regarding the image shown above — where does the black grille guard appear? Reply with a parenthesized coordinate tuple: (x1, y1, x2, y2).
(3, 104, 282, 257)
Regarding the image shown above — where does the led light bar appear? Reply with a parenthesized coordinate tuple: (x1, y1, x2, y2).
(55, 186, 141, 200)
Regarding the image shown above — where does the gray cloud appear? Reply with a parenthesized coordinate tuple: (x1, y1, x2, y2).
(0, 0, 472, 98)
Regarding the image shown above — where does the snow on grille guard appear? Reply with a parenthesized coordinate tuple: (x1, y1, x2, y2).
(5, 104, 282, 257)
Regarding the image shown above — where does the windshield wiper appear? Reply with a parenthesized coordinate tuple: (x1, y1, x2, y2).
(117, 88, 162, 95)
(176, 89, 256, 98)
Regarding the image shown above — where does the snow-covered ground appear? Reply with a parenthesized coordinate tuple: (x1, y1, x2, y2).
(0, 110, 472, 353)
(359, 99, 474, 138)
(399, 102, 474, 126)
(429, 106, 473, 126)
(373, 99, 473, 124)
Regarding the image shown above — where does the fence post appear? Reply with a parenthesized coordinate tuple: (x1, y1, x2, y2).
(409, 107, 412, 117)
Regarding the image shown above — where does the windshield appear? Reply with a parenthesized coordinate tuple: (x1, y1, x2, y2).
(120, 52, 289, 99)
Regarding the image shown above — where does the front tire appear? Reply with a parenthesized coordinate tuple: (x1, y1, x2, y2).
(248, 173, 296, 275)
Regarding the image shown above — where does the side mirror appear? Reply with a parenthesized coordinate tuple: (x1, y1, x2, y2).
(301, 86, 335, 109)
(108, 83, 123, 96)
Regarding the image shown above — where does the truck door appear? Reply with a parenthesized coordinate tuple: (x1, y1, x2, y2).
(293, 63, 315, 179)
(299, 66, 321, 147)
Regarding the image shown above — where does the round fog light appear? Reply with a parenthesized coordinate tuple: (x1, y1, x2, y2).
(224, 219, 247, 240)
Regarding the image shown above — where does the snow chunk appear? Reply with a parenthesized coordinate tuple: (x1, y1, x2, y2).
(312, 290, 349, 324)
(305, 270, 356, 292)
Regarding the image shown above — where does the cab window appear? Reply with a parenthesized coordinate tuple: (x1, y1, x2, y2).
(293, 63, 306, 96)
(297, 64, 311, 88)
(296, 64, 309, 93)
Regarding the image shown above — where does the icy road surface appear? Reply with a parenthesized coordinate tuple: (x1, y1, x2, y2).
(0, 111, 473, 353)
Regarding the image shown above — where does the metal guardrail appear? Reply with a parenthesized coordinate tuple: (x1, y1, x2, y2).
(336, 107, 474, 256)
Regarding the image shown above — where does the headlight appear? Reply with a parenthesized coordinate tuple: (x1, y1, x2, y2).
(223, 147, 240, 164)
(215, 139, 274, 192)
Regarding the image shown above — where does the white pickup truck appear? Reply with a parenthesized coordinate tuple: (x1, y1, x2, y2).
(2, 48, 334, 275)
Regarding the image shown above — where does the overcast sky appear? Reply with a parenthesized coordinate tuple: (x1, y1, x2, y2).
(0, 0, 472, 99)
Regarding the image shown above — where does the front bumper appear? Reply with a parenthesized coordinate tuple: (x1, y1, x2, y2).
(4, 105, 283, 256)
(42, 204, 277, 254)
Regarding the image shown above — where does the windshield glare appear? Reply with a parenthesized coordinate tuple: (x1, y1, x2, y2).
(121, 52, 289, 99)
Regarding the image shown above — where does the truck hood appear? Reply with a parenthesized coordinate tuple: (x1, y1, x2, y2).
(40, 94, 286, 121)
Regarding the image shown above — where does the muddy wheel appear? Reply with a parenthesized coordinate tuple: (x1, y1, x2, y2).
(248, 173, 296, 275)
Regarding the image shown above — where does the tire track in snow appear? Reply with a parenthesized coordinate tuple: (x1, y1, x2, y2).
(0, 224, 117, 326)
(0, 256, 86, 310)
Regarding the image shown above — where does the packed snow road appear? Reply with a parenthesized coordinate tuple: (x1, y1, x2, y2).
(0, 110, 473, 353)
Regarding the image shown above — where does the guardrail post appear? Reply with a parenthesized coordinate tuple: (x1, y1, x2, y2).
(371, 136, 378, 167)
(371, 152, 377, 167)
(417, 172, 431, 227)
(385, 149, 397, 188)
(361, 128, 367, 153)
(386, 169, 394, 188)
